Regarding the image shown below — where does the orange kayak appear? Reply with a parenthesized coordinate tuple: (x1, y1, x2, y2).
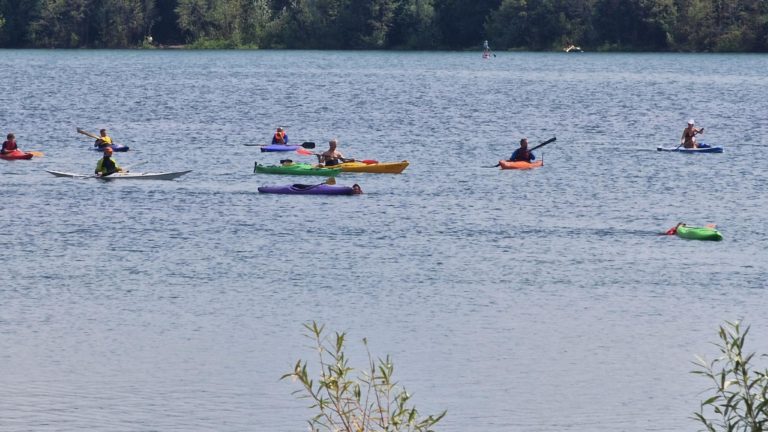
(499, 160, 543, 170)
(0, 150, 34, 160)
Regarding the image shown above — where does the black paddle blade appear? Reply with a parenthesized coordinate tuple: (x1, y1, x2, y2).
(301, 142, 316, 149)
(530, 137, 556, 151)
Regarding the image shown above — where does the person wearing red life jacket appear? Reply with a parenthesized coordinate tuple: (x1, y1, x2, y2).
(271, 127, 289, 145)
(1, 133, 19, 154)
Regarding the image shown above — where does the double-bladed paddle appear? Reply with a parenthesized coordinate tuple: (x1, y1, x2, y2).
(483, 136, 557, 168)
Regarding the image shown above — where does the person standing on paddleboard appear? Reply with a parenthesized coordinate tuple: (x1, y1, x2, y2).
(95, 147, 123, 176)
(1, 133, 18, 154)
(94, 129, 113, 149)
(680, 120, 704, 149)
(509, 138, 536, 162)
(271, 127, 289, 145)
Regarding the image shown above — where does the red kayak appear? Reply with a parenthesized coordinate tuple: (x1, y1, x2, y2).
(0, 150, 34, 160)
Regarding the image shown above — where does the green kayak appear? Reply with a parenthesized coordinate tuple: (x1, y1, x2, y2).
(253, 162, 340, 177)
(676, 225, 723, 241)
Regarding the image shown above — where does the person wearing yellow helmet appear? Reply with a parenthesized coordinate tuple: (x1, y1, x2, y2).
(95, 147, 123, 176)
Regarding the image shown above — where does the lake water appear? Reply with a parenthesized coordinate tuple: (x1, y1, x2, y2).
(1, 50, 767, 431)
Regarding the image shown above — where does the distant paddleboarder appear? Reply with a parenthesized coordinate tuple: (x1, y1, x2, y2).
(680, 120, 704, 149)
(482, 40, 494, 59)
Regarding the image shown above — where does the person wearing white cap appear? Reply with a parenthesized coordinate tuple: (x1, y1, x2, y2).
(680, 119, 704, 149)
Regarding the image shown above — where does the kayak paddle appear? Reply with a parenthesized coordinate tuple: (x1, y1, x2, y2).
(77, 127, 128, 147)
(529, 137, 557, 151)
(29, 151, 44, 157)
(483, 136, 557, 168)
(244, 141, 316, 149)
(294, 150, 373, 164)
(124, 160, 148, 172)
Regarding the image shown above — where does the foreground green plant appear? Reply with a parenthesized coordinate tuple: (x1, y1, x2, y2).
(282, 321, 446, 432)
(692, 320, 768, 431)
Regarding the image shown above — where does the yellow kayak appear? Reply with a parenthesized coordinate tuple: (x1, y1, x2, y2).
(335, 160, 409, 174)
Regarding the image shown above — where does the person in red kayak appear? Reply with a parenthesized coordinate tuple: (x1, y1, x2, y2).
(271, 127, 289, 145)
(318, 139, 353, 166)
(509, 138, 536, 162)
(95, 147, 123, 176)
(1, 133, 18, 154)
(680, 120, 704, 149)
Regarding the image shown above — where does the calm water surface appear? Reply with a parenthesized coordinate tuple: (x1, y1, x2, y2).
(1, 50, 767, 431)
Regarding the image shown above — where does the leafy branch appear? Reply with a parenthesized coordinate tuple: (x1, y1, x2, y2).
(692, 320, 768, 432)
(282, 321, 446, 432)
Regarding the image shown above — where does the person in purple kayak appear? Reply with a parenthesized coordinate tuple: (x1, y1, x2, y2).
(271, 127, 289, 145)
(680, 120, 704, 149)
(509, 138, 536, 162)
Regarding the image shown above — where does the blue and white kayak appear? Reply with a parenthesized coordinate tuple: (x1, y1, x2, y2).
(656, 143, 723, 153)
(91, 144, 130, 152)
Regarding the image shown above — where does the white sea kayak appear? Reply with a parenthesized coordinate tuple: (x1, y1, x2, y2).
(46, 170, 192, 180)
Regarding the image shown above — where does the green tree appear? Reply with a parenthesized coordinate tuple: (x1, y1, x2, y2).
(154, 0, 185, 44)
(673, 0, 715, 50)
(434, 0, 501, 48)
(93, 0, 155, 48)
(0, 0, 40, 47)
(692, 320, 768, 431)
(283, 322, 446, 432)
(388, 0, 439, 48)
(30, 0, 90, 48)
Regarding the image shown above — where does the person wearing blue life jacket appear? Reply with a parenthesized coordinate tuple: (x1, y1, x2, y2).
(271, 127, 289, 145)
(509, 138, 536, 162)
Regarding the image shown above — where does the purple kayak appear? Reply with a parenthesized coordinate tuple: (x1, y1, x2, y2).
(258, 184, 361, 195)
(260, 144, 301, 152)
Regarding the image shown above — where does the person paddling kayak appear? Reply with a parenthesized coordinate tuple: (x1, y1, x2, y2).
(664, 222, 684, 235)
(680, 120, 704, 149)
(508, 138, 536, 162)
(1, 133, 19, 154)
(318, 139, 353, 166)
(94, 129, 113, 149)
(95, 147, 123, 176)
(271, 127, 289, 145)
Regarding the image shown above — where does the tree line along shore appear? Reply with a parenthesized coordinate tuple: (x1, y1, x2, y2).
(0, 0, 766, 52)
